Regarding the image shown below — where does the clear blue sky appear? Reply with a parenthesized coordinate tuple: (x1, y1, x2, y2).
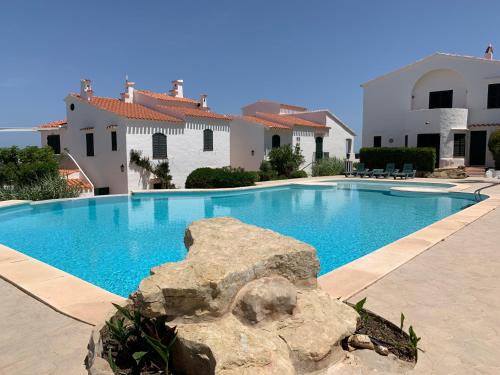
(1, 0, 499, 148)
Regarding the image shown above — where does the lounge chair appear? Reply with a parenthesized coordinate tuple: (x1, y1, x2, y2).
(373, 163, 397, 178)
(345, 163, 367, 177)
(393, 163, 416, 179)
(358, 168, 373, 178)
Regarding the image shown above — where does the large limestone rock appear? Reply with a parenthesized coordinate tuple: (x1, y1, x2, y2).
(88, 217, 358, 375)
(134, 217, 320, 319)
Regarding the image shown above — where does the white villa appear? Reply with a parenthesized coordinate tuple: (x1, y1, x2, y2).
(231, 101, 356, 172)
(39, 79, 232, 193)
(39, 79, 355, 194)
(362, 45, 500, 168)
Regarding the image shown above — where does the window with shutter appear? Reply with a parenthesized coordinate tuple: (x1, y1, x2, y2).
(152, 133, 167, 159)
(453, 133, 465, 157)
(203, 129, 213, 151)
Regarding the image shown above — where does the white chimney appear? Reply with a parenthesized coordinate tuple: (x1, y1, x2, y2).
(200, 94, 208, 109)
(485, 44, 494, 60)
(120, 77, 135, 103)
(80, 79, 93, 100)
(169, 79, 184, 98)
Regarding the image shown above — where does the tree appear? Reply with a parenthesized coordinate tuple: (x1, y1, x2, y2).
(267, 144, 305, 177)
(488, 129, 500, 169)
(129, 149, 175, 189)
(0, 146, 59, 186)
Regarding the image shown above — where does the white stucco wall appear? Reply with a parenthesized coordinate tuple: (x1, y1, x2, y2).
(62, 96, 129, 194)
(126, 118, 230, 189)
(362, 53, 500, 167)
(230, 119, 265, 171)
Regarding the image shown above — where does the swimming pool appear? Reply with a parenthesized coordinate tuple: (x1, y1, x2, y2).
(0, 181, 476, 297)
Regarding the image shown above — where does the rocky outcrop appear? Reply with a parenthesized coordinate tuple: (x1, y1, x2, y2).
(87, 217, 359, 374)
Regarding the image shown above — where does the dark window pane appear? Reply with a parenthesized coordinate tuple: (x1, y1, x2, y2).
(86, 133, 94, 156)
(203, 129, 213, 151)
(315, 137, 324, 160)
(429, 90, 453, 109)
(404, 135, 408, 148)
(47, 135, 61, 154)
(111, 131, 117, 151)
(488, 83, 500, 109)
(152, 133, 167, 159)
(453, 133, 466, 157)
(272, 135, 280, 148)
(373, 136, 381, 147)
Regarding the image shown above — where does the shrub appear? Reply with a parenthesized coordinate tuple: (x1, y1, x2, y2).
(185, 167, 258, 188)
(0, 146, 59, 186)
(311, 157, 345, 176)
(268, 144, 305, 177)
(258, 160, 278, 181)
(359, 147, 436, 172)
(488, 129, 500, 169)
(0, 175, 81, 201)
(289, 170, 308, 179)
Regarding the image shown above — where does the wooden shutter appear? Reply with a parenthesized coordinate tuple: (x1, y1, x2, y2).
(152, 133, 167, 159)
(203, 129, 213, 151)
(111, 131, 117, 151)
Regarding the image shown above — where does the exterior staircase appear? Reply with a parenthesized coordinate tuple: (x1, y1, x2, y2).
(465, 167, 486, 177)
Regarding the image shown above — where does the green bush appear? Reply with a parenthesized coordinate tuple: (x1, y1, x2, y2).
(488, 129, 500, 169)
(311, 157, 345, 176)
(258, 160, 278, 181)
(289, 170, 308, 179)
(0, 175, 81, 201)
(359, 147, 436, 172)
(0, 146, 59, 186)
(268, 144, 305, 177)
(185, 167, 258, 189)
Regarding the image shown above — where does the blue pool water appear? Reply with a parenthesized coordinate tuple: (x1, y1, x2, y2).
(0, 182, 476, 297)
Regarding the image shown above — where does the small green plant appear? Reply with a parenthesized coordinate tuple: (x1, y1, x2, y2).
(488, 129, 500, 169)
(352, 297, 369, 322)
(400, 312, 405, 331)
(104, 303, 177, 374)
(408, 325, 421, 360)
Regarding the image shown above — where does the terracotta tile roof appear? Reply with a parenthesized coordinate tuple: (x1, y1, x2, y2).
(66, 178, 92, 190)
(137, 90, 199, 104)
(74, 95, 183, 123)
(158, 105, 232, 121)
(280, 103, 307, 111)
(235, 115, 291, 130)
(39, 119, 67, 129)
(255, 112, 326, 129)
(59, 169, 79, 176)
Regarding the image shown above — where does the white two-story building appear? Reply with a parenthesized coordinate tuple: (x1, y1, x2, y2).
(362, 45, 500, 168)
(231, 100, 356, 172)
(39, 79, 231, 193)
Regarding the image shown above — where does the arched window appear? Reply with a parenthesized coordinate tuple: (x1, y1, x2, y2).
(203, 129, 213, 151)
(152, 133, 167, 159)
(315, 137, 323, 160)
(272, 134, 281, 148)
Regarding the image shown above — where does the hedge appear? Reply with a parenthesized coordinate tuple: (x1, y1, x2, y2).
(359, 147, 436, 172)
(488, 129, 500, 169)
(185, 167, 258, 188)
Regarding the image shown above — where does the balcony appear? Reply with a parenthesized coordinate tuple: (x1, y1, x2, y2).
(404, 108, 468, 134)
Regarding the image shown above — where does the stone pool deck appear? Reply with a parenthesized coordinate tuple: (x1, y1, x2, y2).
(0, 177, 499, 374)
(347, 180, 500, 375)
